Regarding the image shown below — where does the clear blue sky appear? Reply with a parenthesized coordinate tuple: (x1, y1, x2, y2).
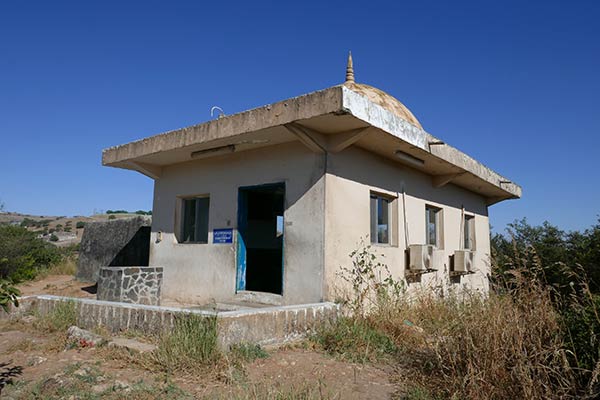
(1, 1, 598, 233)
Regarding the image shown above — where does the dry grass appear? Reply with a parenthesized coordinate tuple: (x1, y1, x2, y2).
(213, 381, 334, 399)
(6, 338, 37, 353)
(376, 281, 575, 399)
(99, 313, 228, 381)
(33, 300, 77, 333)
(34, 256, 77, 280)
(8, 362, 194, 400)
(148, 314, 222, 373)
(313, 244, 585, 400)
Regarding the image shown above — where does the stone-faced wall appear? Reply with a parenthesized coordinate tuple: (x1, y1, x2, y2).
(77, 216, 151, 282)
(97, 266, 163, 306)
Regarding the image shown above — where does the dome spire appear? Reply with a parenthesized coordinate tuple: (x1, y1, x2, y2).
(345, 51, 355, 83)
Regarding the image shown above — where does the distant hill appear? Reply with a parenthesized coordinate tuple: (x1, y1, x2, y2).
(0, 211, 151, 247)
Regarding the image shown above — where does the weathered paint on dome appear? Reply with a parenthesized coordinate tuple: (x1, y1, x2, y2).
(343, 81, 422, 130)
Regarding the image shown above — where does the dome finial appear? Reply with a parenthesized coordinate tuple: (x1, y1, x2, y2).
(345, 51, 355, 83)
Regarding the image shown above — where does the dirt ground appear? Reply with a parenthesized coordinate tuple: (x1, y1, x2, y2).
(17, 275, 95, 299)
(1, 275, 399, 399)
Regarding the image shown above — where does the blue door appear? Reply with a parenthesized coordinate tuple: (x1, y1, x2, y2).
(236, 190, 248, 291)
(236, 183, 285, 294)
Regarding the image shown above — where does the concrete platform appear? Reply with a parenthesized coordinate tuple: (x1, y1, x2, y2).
(4, 295, 340, 349)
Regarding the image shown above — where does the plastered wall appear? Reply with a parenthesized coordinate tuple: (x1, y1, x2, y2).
(323, 147, 491, 300)
(150, 140, 493, 306)
(150, 142, 326, 305)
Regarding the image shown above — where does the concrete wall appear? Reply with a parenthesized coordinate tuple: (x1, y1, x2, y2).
(323, 147, 491, 300)
(9, 295, 340, 349)
(150, 142, 326, 305)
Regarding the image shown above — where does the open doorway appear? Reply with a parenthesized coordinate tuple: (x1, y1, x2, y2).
(236, 183, 285, 295)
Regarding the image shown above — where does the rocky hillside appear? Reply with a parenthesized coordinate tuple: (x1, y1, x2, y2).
(0, 211, 151, 247)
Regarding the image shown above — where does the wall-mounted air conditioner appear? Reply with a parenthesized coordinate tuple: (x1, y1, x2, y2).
(454, 250, 475, 273)
(409, 244, 437, 271)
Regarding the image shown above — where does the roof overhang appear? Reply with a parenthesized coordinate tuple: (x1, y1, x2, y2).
(102, 85, 521, 205)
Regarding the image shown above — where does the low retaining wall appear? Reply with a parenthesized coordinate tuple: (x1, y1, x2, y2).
(97, 266, 163, 306)
(8, 295, 339, 349)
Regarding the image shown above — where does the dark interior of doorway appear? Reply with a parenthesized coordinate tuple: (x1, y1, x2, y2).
(241, 184, 284, 295)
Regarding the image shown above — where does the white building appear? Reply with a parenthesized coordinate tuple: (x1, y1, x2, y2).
(102, 55, 521, 306)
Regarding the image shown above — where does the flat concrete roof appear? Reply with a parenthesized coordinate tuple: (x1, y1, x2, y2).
(102, 84, 521, 205)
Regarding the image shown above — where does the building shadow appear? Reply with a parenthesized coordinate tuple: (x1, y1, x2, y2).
(81, 283, 97, 295)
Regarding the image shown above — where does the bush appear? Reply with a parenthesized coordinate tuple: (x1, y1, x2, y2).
(0, 279, 20, 312)
(493, 219, 600, 393)
(492, 218, 600, 294)
(229, 343, 269, 363)
(0, 225, 62, 281)
(108, 215, 116, 220)
(562, 293, 600, 374)
(75, 221, 86, 229)
(20, 217, 36, 228)
(49, 234, 59, 242)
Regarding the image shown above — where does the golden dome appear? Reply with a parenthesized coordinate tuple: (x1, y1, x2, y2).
(343, 53, 422, 130)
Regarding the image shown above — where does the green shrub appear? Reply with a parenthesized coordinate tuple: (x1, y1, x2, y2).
(0, 279, 20, 312)
(20, 217, 36, 227)
(75, 221, 86, 229)
(229, 343, 269, 363)
(562, 294, 600, 373)
(0, 225, 62, 281)
(49, 234, 59, 242)
(492, 218, 600, 295)
(108, 215, 116, 220)
(493, 223, 600, 394)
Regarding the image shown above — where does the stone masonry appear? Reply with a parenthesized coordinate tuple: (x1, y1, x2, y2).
(97, 266, 163, 306)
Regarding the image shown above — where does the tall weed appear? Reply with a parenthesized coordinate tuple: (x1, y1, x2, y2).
(315, 243, 588, 399)
(34, 300, 77, 332)
(149, 314, 221, 372)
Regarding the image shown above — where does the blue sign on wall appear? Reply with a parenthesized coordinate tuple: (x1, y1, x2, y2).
(213, 228, 233, 244)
